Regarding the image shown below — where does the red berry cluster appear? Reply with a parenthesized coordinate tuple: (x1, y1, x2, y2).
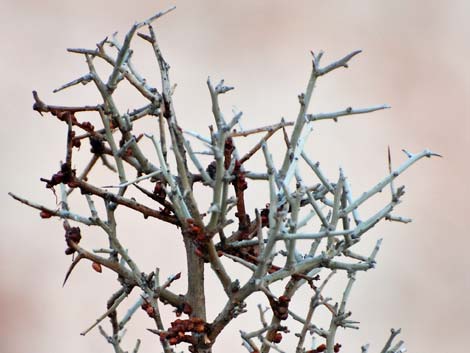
(64, 226, 81, 255)
(159, 318, 207, 346)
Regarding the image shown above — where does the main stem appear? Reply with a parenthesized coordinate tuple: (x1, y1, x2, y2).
(184, 237, 207, 320)
(183, 236, 212, 352)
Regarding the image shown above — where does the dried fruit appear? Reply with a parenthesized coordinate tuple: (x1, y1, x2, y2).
(146, 305, 155, 317)
(40, 210, 53, 219)
(65, 227, 81, 243)
(273, 332, 282, 343)
(92, 262, 102, 273)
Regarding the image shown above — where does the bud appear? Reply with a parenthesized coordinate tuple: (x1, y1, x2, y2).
(92, 262, 102, 273)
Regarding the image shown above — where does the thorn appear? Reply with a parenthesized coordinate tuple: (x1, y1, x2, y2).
(401, 149, 413, 158)
(63, 254, 84, 286)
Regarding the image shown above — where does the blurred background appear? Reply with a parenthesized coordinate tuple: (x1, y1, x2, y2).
(1, 0, 468, 352)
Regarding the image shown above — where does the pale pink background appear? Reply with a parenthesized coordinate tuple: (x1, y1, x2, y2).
(1, 1, 468, 352)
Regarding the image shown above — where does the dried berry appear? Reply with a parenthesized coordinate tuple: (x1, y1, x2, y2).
(162, 317, 207, 346)
(89, 136, 105, 154)
(72, 138, 81, 148)
(80, 121, 95, 132)
(65, 247, 75, 255)
(92, 262, 102, 273)
(65, 227, 81, 243)
(273, 332, 282, 343)
(40, 210, 53, 219)
(146, 305, 155, 317)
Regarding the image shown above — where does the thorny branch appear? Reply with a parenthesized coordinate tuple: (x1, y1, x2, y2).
(10, 7, 439, 353)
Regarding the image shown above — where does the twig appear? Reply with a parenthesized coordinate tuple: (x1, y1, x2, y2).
(342, 149, 441, 216)
(307, 105, 390, 122)
(8, 192, 95, 226)
(81, 290, 128, 336)
(380, 328, 402, 353)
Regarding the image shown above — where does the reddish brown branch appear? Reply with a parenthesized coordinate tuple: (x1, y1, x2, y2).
(33, 90, 101, 114)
